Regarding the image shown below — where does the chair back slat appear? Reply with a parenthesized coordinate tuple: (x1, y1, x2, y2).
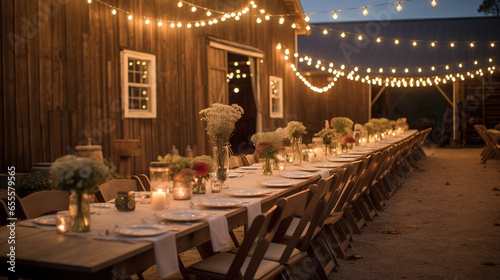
(19, 190, 69, 219)
(97, 179, 145, 202)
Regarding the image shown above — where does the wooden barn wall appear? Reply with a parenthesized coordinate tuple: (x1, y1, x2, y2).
(297, 73, 370, 138)
(1, 0, 300, 174)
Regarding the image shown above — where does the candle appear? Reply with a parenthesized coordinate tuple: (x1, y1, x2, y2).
(152, 189, 167, 210)
(278, 161, 286, 171)
(173, 182, 192, 200)
(56, 215, 69, 233)
(211, 180, 221, 193)
(308, 150, 315, 163)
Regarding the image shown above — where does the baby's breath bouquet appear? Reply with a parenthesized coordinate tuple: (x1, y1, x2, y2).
(200, 103, 244, 187)
(396, 117, 408, 129)
(285, 121, 307, 164)
(250, 132, 284, 147)
(158, 154, 193, 179)
(199, 103, 244, 146)
(315, 120, 336, 144)
(369, 118, 383, 133)
(50, 155, 111, 193)
(285, 121, 307, 139)
(330, 117, 353, 137)
(364, 122, 376, 136)
(50, 155, 111, 232)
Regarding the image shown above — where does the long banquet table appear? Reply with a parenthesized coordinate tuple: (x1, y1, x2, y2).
(0, 130, 417, 280)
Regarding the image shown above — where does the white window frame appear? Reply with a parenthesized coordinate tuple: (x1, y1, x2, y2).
(269, 75, 284, 118)
(120, 49, 157, 118)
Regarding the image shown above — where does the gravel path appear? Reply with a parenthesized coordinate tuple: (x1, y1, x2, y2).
(138, 148, 500, 280)
(336, 148, 500, 280)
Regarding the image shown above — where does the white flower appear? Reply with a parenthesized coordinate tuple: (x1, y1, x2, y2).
(78, 166, 92, 179)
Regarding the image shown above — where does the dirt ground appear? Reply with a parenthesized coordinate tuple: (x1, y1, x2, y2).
(138, 147, 500, 280)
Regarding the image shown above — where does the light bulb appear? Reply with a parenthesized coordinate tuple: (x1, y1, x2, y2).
(332, 11, 338, 19)
(276, 43, 281, 49)
(341, 32, 345, 38)
(489, 58, 493, 62)
(145, 19, 150, 24)
(177, 1, 183, 7)
(397, 2, 402, 11)
(395, 39, 399, 44)
(279, 17, 284, 24)
(363, 7, 368, 16)
(450, 42, 455, 47)
(291, 23, 296, 29)
(459, 63, 462, 68)
(206, 11, 211, 16)
(418, 68, 422, 72)
(305, 15, 310, 22)
(256, 17, 261, 23)
(111, 9, 117, 15)
(323, 29, 328, 35)
(306, 25, 310, 31)
(431, 42, 436, 47)
(491, 42, 496, 47)
(367, 68, 371, 73)
(157, 21, 162, 26)
(191, 7, 196, 12)
(177, 22, 182, 27)
(413, 41, 417, 46)
(358, 35, 363, 41)
(265, 15, 270, 20)
(445, 65, 449, 70)
(87, 0, 92, 3)
(405, 68, 409, 73)
(128, 15, 133, 20)
(470, 42, 474, 47)
(431, 0, 437, 7)
(376, 37, 381, 43)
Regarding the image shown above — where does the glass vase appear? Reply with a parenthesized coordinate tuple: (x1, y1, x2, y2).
(262, 158, 273, 175)
(192, 176, 207, 194)
(69, 190, 91, 232)
(323, 143, 333, 159)
(292, 137, 302, 164)
(173, 180, 192, 200)
(213, 143, 229, 189)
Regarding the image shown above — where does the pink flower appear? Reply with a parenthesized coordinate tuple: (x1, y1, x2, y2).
(330, 118, 335, 128)
(192, 162, 210, 177)
(255, 141, 278, 159)
(343, 135, 356, 143)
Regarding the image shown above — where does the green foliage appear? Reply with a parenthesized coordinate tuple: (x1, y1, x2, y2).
(18, 172, 55, 191)
(478, 0, 500, 16)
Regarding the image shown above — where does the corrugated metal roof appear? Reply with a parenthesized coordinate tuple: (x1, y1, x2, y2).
(297, 17, 500, 77)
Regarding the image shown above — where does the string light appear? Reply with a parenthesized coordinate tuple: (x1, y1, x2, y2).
(431, 42, 436, 47)
(332, 11, 338, 19)
(377, 38, 381, 43)
(413, 41, 417, 46)
(396, 2, 402, 11)
(191, 6, 196, 12)
(492, 42, 496, 47)
(470, 42, 474, 47)
(111, 9, 117, 15)
(395, 39, 399, 44)
(256, 17, 262, 23)
(431, 0, 437, 7)
(305, 15, 310, 22)
(177, 1, 183, 8)
(206, 11, 211, 16)
(450, 42, 455, 47)
(323, 29, 328, 35)
(363, 7, 368, 16)
(157, 21, 162, 26)
(358, 35, 363, 41)
(279, 17, 285, 24)
(145, 19, 150, 24)
(128, 15, 133, 20)
(88, 0, 92, 3)
(341, 32, 346, 38)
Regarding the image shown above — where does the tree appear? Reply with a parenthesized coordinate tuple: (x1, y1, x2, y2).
(477, 0, 500, 16)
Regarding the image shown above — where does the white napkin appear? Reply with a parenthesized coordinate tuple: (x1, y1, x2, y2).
(206, 214, 230, 251)
(318, 170, 331, 179)
(245, 199, 262, 226)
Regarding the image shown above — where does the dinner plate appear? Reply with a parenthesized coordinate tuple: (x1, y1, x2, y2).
(299, 167, 322, 172)
(327, 158, 353, 162)
(160, 211, 208, 222)
(258, 179, 296, 187)
(32, 215, 58, 226)
(228, 171, 243, 178)
(115, 224, 170, 236)
(91, 203, 115, 209)
(279, 172, 316, 179)
(238, 166, 260, 170)
(228, 189, 270, 197)
(315, 162, 345, 168)
(200, 199, 243, 208)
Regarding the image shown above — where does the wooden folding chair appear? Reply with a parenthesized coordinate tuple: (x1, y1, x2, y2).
(96, 179, 146, 202)
(229, 155, 245, 169)
(341, 159, 368, 234)
(186, 193, 307, 279)
(241, 154, 258, 166)
(475, 125, 500, 163)
(17, 190, 69, 219)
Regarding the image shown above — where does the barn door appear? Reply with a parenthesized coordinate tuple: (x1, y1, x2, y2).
(207, 46, 228, 105)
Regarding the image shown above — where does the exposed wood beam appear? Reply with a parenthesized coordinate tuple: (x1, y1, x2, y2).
(371, 85, 386, 106)
(435, 85, 452, 105)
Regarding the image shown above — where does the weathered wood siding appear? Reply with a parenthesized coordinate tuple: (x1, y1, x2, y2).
(1, 0, 303, 174)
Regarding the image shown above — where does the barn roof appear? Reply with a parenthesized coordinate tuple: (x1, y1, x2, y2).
(297, 17, 500, 77)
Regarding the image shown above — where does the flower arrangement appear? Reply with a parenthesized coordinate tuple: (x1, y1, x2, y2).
(364, 122, 376, 136)
(368, 118, 383, 133)
(199, 103, 244, 146)
(251, 132, 284, 147)
(192, 155, 215, 176)
(315, 120, 337, 144)
(389, 120, 397, 130)
(331, 117, 354, 136)
(285, 121, 307, 139)
(50, 155, 111, 193)
(379, 118, 391, 131)
(255, 141, 280, 175)
(158, 154, 193, 179)
(255, 141, 280, 161)
(396, 117, 408, 128)
(343, 135, 356, 144)
(354, 123, 364, 131)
